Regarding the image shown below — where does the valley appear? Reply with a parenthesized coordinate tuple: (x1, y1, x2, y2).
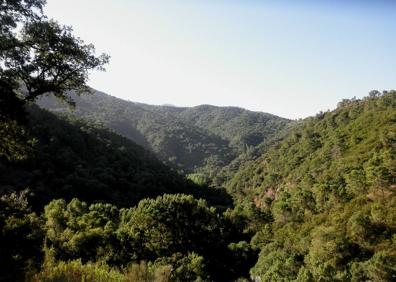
(1, 1, 395, 281)
(2, 89, 395, 281)
(37, 91, 289, 187)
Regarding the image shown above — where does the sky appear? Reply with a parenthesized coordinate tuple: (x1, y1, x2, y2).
(45, 0, 396, 119)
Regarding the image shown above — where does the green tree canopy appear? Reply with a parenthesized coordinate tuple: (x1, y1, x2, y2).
(0, 0, 109, 109)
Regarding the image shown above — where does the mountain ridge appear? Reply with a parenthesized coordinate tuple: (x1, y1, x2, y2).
(0, 105, 232, 209)
(37, 90, 290, 180)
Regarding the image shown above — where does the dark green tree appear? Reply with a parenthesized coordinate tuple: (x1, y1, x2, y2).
(1, 0, 109, 107)
(0, 0, 109, 162)
(0, 190, 43, 281)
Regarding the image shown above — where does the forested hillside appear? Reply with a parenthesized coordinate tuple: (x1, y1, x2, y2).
(37, 91, 289, 180)
(0, 105, 231, 209)
(178, 104, 288, 150)
(0, 106, 242, 281)
(1, 2, 395, 281)
(227, 91, 396, 281)
(3, 90, 396, 281)
(0, 2, 253, 280)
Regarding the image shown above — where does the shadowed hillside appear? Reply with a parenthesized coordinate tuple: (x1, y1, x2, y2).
(37, 91, 289, 180)
(0, 105, 232, 209)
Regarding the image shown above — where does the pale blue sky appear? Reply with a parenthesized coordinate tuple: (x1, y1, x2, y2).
(45, 0, 396, 119)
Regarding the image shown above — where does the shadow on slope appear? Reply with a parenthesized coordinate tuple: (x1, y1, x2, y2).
(0, 105, 233, 209)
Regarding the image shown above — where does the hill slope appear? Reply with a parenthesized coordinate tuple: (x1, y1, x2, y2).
(0, 106, 232, 209)
(227, 91, 396, 281)
(37, 91, 289, 179)
(178, 104, 287, 149)
(2, 91, 395, 281)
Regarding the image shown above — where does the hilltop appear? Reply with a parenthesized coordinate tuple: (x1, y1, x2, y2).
(37, 90, 289, 184)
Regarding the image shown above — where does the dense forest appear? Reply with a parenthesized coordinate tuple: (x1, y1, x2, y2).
(0, 105, 232, 209)
(37, 91, 289, 184)
(227, 91, 396, 281)
(1, 1, 396, 281)
(3, 92, 395, 281)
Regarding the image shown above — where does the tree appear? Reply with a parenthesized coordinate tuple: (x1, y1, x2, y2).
(0, 0, 109, 161)
(0, 0, 109, 108)
(0, 0, 46, 52)
(0, 190, 43, 280)
(44, 198, 119, 263)
(118, 194, 243, 280)
(0, 114, 35, 160)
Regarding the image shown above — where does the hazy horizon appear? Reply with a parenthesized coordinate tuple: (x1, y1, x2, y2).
(86, 87, 327, 121)
(45, 0, 396, 119)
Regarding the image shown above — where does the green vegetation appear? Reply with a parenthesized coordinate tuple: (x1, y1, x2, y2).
(0, 0, 108, 105)
(0, 190, 44, 281)
(0, 106, 232, 209)
(227, 91, 396, 281)
(3, 91, 394, 282)
(37, 92, 289, 182)
(31, 259, 173, 282)
(1, 191, 257, 281)
(1, 1, 395, 281)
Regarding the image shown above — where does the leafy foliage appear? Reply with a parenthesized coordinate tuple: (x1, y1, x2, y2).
(0, 0, 109, 105)
(31, 257, 172, 282)
(0, 115, 36, 161)
(1, 5, 395, 279)
(228, 91, 396, 281)
(41, 195, 254, 281)
(2, 90, 395, 281)
(37, 92, 289, 180)
(0, 190, 43, 281)
(0, 106, 232, 209)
